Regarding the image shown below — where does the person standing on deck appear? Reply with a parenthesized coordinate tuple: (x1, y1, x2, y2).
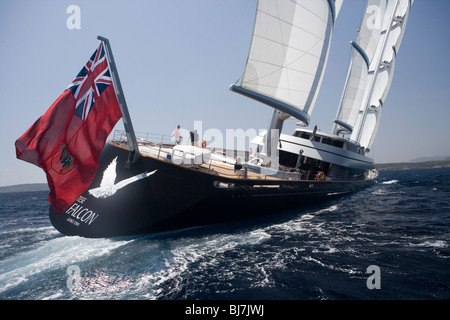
(172, 125, 182, 145)
(189, 130, 194, 146)
(193, 130, 199, 147)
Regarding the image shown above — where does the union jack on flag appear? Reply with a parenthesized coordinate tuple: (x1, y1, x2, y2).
(68, 43, 114, 121)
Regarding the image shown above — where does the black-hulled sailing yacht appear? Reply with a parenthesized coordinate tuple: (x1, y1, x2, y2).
(44, 0, 413, 238)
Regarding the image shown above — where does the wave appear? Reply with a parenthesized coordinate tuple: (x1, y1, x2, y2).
(372, 189, 389, 195)
(64, 203, 343, 299)
(414, 240, 447, 248)
(0, 236, 132, 295)
(371, 189, 405, 195)
(1, 203, 340, 299)
(130, 205, 342, 298)
(2, 169, 448, 300)
(382, 179, 399, 185)
(51, 227, 275, 300)
(0, 226, 58, 236)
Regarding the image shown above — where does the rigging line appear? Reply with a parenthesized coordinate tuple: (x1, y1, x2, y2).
(258, 10, 327, 41)
(355, 0, 367, 36)
(252, 34, 325, 58)
(242, 80, 313, 92)
(245, 57, 319, 80)
(242, 82, 312, 94)
(288, 0, 329, 24)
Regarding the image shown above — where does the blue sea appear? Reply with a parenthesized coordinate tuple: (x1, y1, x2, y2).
(0, 168, 449, 301)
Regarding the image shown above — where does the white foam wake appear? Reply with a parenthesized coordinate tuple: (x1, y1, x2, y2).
(0, 236, 132, 294)
(382, 179, 399, 185)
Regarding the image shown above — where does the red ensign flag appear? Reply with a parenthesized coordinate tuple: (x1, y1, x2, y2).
(15, 42, 122, 214)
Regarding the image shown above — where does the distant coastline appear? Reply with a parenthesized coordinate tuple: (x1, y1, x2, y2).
(376, 159, 450, 171)
(0, 183, 49, 193)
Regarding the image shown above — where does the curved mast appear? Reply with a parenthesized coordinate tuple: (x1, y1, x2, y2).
(343, 0, 413, 150)
(333, 0, 386, 135)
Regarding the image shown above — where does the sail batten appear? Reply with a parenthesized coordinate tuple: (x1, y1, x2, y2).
(351, 41, 370, 69)
(231, 0, 340, 126)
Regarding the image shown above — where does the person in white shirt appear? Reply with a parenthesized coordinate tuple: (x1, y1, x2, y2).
(172, 125, 182, 145)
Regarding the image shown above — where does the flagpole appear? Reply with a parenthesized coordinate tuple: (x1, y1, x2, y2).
(97, 36, 140, 166)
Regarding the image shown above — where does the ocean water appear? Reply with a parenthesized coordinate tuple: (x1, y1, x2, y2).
(0, 168, 449, 300)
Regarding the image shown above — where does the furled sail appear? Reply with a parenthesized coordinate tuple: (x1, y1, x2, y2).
(230, 0, 343, 126)
(346, 0, 413, 149)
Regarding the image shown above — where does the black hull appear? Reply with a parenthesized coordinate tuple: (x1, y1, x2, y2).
(49, 143, 375, 238)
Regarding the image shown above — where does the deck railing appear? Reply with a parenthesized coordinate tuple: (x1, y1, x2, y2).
(111, 130, 321, 182)
(113, 130, 174, 146)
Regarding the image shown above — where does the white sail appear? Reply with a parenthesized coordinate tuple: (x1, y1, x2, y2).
(333, 0, 386, 134)
(231, 0, 342, 126)
(350, 0, 414, 149)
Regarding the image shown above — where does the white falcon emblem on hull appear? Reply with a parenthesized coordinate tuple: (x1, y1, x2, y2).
(89, 157, 157, 199)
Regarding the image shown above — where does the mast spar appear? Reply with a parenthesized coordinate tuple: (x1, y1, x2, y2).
(353, 0, 400, 145)
(97, 36, 140, 166)
(334, 0, 414, 150)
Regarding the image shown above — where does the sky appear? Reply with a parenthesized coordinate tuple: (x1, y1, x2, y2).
(1, 0, 449, 187)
